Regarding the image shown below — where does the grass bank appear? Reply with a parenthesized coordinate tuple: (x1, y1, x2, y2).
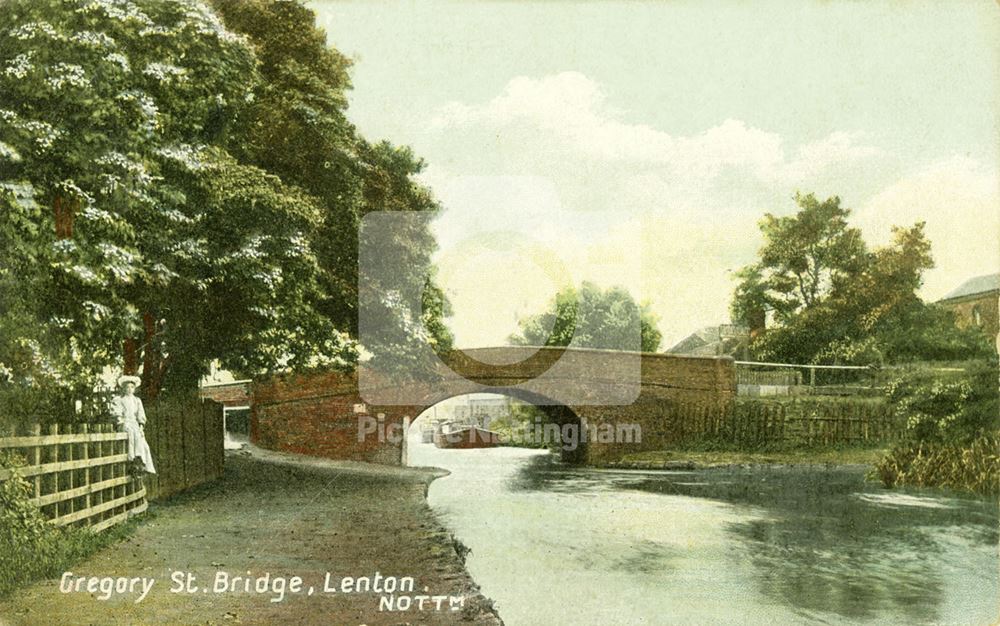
(603, 445, 887, 470)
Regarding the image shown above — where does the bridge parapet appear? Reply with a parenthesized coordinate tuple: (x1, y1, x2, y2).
(252, 348, 736, 465)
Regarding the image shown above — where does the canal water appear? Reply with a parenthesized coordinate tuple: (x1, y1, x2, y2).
(408, 440, 998, 626)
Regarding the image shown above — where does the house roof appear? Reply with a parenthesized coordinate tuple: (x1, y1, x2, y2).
(667, 325, 748, 356)
(667, 326, 721, 354)
(939, 273, 1000, 301)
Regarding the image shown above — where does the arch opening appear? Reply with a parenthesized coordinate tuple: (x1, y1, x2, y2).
(405, 390, 587, 466)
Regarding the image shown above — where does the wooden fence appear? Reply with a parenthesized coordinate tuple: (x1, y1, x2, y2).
(142, 397, 224, 501)
(0, 397, 224, 532)
(0, 423, 146, 532)
(673, 398, 902, 448)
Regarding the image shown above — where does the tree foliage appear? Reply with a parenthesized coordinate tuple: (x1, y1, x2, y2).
(510, 282, 662, 352)
(731, 193, 992, 364)
(0, 0, 450, 402)
(212, 0, 452, 361)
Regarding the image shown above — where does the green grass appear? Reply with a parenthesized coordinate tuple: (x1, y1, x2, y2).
(621, 446, 888, 467)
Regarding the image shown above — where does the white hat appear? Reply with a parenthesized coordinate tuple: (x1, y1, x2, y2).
(117, 375, 141, 387)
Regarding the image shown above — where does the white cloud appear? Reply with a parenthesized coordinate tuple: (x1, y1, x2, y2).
(422, 72, 979, 349)
(431, 72, 882, 187)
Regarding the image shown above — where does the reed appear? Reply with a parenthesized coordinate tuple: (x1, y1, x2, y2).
(874, 434, 1000, 495)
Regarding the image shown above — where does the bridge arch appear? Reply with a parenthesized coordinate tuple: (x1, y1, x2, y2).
(403, 390, 587, 464)
(251, 348, 735, 465)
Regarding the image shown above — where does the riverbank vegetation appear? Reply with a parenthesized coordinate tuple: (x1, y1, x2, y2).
(874, 360, 999, 495)
(615, 446, 887, 469)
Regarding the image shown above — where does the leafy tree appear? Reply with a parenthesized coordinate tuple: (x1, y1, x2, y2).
(211, 0, 453, 358)
(732, 193, 866, 324)
(0, 0, 356, 399)
(732, 194, 992, 364)
(510, 282, 662, 352)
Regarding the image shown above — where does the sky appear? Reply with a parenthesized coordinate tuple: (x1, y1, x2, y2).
(310, 0, 999, 349)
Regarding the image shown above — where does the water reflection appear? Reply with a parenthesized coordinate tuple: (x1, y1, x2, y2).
(413, 443, 998, 625)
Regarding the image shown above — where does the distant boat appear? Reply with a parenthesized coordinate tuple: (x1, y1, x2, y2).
(434, 425, 502, 449)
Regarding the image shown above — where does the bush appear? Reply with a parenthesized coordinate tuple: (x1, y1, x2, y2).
(883, 361, 998, 446)
(875, 361, 999, 494)
(0, 453, 62, 596)
(0, 453, 142, 598)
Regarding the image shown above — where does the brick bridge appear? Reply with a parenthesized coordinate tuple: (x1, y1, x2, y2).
(251, 347, 735, 465)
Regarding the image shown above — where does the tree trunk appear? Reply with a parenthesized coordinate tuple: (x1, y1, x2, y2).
(137, 312, 171, 402)
(123, 338, 139, 375)
(53, 195, 76, 239)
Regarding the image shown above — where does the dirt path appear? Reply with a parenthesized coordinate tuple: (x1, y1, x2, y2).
(0, 448, 502, 625)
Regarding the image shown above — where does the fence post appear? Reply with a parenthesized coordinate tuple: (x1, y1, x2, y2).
(49, 423, 59, 520)
(31, 423, 41, 500)
(82, 423, 91, 515)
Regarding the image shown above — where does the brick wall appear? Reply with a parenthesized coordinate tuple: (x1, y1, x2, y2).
(250, 351, 736, 465)
(252, 350, 736, 465)
(940, 292, 1000, 346)
(199, 381, 251, 408)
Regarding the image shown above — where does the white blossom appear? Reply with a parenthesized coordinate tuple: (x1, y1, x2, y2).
(82, 300, 112, 321)
(143, 62, 187, 83)
(286, 233, 309, 256)
(104, 52, 130, 72)
(117, 89, 159, 132)
(0, 362, 13, 383)
(46, 63, 89, 90)
(156, 144, 205, 171)
(56, 179, 95, 206)
(71, 264, 100, 284)
(96, 151, 152, 186)
(0, 141, 21, 163)
(139, 25, 175, 37)
(16, 119, 61, 149)
(70, 30, 116, 49)
(161, 208, 194, 224)
(80, 205, 117, 225)
(4, 52, 35, 79)
(151, 262, 179, 283)
(8, 21, 62, 41)
(169, 238, 207, 260)
(76, 0, 153, 27)
(52, 239, 78, 254)
(98, 242, 137, 265)
(181, 2, 247, 45)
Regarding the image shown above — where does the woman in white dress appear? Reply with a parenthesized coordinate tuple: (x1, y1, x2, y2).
(111, 375, 156, 474)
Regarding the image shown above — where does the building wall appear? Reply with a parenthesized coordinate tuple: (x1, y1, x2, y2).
(939, 291, 1000, 345)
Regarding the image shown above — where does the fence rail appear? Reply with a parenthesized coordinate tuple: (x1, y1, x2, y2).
(0, 397, 224, 533)
(0, 423, 146, 532)
(734, 360, 880, 394)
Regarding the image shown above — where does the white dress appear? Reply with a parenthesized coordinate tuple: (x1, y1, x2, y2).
(111, 394, 156, 474)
